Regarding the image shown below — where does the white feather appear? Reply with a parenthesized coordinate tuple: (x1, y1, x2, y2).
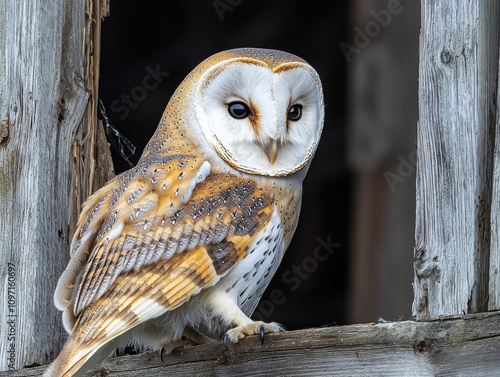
(181, 160, 211, 203)
(105, 221, 124, 242)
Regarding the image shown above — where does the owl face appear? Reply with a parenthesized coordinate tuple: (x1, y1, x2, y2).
(193, 51, 324, 177)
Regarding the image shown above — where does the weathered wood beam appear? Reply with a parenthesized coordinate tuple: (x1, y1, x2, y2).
(0, 0, 112, 370)
(489, 32, 500, 311)
(414, 0, 500, 320)
(5, 312, 500, 377)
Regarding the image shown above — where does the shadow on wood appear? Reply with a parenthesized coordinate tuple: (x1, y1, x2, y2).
(5, 311, 500, 377)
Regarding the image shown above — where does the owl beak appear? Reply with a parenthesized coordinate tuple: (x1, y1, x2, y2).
(265, 141, 278, 165)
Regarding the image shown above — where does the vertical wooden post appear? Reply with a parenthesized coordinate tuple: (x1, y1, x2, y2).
(490, 61, 500, 311)
(0, 0, 112, 371)
(414, 0, 500, 320)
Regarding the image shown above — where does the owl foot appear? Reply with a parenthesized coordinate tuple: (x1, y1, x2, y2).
(160, 339, 196, 362)
(160, 327, 216, 363)
(223, 321, 286, 349)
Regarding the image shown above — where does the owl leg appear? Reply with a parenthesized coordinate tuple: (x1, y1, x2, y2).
(208, 293, 286, 347)
(160, 339, 194, 361)
(183, 326, 216, 345)
(159, 326, 216, 362)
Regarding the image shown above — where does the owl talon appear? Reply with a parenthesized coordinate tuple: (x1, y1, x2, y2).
(159, 337, 196, 361)
(277, 323, 287, 332)
(223, 333, 230, 350)
(160, 346, 165, 364)
(259, 325, 265, 345)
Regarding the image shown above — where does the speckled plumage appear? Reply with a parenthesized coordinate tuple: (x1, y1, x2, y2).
(44, 48, 324, 377)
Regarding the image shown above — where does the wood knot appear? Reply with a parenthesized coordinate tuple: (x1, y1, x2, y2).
(217, 353, 229, 364)
(0, 119, 10, 146)
(416, 338, 432, 353)
(24, 362, 41, 368)
(440, 50, 453, 65)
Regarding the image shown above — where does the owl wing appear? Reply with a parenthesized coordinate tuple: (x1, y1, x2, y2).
(54, 153, 274, 342)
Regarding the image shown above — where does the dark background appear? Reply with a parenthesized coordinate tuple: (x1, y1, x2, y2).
(99, 0, 418, 330)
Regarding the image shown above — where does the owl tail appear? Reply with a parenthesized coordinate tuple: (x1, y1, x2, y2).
(42, 334, 124, 377)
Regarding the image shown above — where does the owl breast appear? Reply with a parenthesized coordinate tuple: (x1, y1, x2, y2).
(215, 207, 286, 317)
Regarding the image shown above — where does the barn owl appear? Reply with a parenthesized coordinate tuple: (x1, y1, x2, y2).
(43, 48, 324, 376)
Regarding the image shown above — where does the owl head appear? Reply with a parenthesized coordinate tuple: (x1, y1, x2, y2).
(147, 48, 324, 177)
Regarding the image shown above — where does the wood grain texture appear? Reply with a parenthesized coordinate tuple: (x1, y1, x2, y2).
(489, 47, 500, 310)
(4, 311, 500, 377)
(414, 0, 500, 320)
(0, 0, 112, 371)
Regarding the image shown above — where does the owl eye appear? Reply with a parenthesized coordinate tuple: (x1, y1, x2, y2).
(228, 102, 251, 119)
(287, 104, 303, 121)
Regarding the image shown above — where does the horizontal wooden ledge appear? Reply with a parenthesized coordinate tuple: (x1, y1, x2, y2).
(4, 311, 500, 377)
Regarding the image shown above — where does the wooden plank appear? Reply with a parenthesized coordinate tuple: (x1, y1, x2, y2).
(489, 45, 500, 311)
(5, 312, 500, 377)
(0, 0, 112, 371)
(414, 0, 500, 320)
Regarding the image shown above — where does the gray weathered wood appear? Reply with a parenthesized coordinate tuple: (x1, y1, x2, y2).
(0, 0, 112, 371)
(414, 0, 500, 320)
(4, 311, 500, 377)
(489, 45, 500, 310)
